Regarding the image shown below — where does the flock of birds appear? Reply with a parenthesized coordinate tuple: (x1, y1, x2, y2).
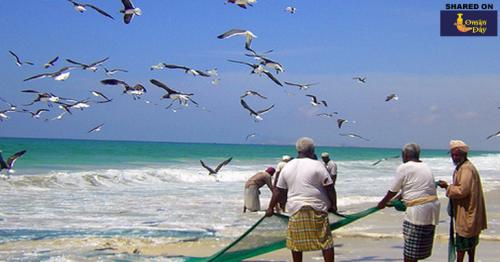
(1, 1, 499, 177)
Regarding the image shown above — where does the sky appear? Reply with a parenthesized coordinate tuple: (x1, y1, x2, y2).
(0, 1, 499, 151)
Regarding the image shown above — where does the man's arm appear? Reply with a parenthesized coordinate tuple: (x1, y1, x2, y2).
(323, 184, 337, 212)
(377, 190, 398, 209)
(266, 187, 286, 216)
(447, 168, 473, 199)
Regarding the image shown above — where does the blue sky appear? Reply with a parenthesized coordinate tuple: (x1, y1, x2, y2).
(0, 1, 499, 150)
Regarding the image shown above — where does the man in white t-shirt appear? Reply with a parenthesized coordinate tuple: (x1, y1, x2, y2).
(266, 137, 337, 262)
(321, 152, 337, 186)
(377, 143, 440, 262)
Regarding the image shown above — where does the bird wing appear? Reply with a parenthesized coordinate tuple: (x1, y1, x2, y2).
(88, 124, 104, 133)
(23, 73, 50, 82)
(123, 13, 133, 24)
(215, 157, 232, 172)
(486, 131, 500, 140)
(227, 59, 254, 68)
(91, 91, 111, 101)
(66, 59, 87, 67)
(193, 70, 211, 77)
(306, 94, 318, 103)
(8, 50, 21, 65)
(240, 99, 258, 115)
(6, 150, 27, 169)
(121, 0, 134, 9)
(284, 81, 302, 87)
(149, 79, 178, 94)
(45, 56, 59, 67)
(200, 160, 216, 174)
(89, 57, 109, 67)
(0, 152, 6, 170)
(263, 71, 282, 86)
(257, 104, 275, 115)
(337, 119, 345, 128)
(163, 64, 190, 71)
(254, 91, 267, 99)
(217, 29, 246, 39)
(371, 159, 384, 166)
(321, 100, 328, 107)
(85, 4, 114, 19)
(101, 78, 129, 87)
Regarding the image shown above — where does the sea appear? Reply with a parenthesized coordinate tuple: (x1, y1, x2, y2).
(0, 137, 499, 261)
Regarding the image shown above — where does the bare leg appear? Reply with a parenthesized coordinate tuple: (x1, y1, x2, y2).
(457, 250, 465, 262)
(322, 247, 334, 262)
(467, 247, 475, 262)
(292, 251, 303, 262)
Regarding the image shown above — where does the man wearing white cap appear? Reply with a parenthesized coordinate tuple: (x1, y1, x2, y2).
(438, 140, 487, 262)
(321, 152, 338, 186)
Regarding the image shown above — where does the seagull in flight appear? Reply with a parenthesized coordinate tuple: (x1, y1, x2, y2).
(240, 90, 267, 99)
(120, 0, 141, 24)
(339, 133, 370, 141)
(8, 51, 34, 67)
(245, 133, 257, 141)
(163, 64, 211, 77)
(67, 0, 114, 20)
(104, 67, 128, 76)
(87, 123, 104, 133)
(0, 150, 27, 175)
(22, 90, 63, 107)
(225, 0, 256, 9)
(23, 66, 74, 82)
(486, 131, 500, 140)
(66, 57, 109, 72)
(372, 155, 400, 166)
(245, 52, 284, 74)
(385, 94, 399, 102)
(149, 79, 198, 108)
(100, 79, 146, 100)
(316, 112, 338, 118)
(43, 56, 59, 68)
(240, 99, 274, 122)
(217, 29, 257, 51)
(150, 63, 166, 70)
(285, 6, 297, 14)
(353, 76, 367, 84)
(200, 157, 233, 177)
(91, 91, 112, 103)
(228, 60, 282, 86)
(306, 94, 327, 107)
(22, 109, 50, 119)
(284, 81, 319, 90)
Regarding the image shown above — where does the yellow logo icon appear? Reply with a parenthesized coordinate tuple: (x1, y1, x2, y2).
(454, 13, 473, 32)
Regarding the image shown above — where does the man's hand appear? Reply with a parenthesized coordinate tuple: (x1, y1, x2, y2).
(265, 208, 274, 217)
(377, 201, 386, 209)
(328, 206, 338, 213)
(437, 180, 448, 189)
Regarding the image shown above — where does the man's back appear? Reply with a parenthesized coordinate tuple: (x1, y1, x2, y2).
(277, 158, 332, 215)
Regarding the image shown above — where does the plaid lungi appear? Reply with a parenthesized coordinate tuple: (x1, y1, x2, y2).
(286, 206, 333, 252)
(403, 220, 435, 260)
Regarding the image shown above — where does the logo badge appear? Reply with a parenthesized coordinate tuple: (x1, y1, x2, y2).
(441, 10, 497, 36)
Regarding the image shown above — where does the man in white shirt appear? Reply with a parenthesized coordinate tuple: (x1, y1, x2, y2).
(321, 152, 337, 186)
(266, 137, 337, 262)
(377, 143, 440, 262)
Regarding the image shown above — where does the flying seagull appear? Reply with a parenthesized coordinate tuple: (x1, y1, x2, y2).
(217, 29, 257, 51)
(163, 64, 211, 77)
(306, 94, 327, 107)
(0, 150, 27, 175)
(284, 81, 319, 90)
(228, 60, 282, 86)
(22, 90, 62, 106)
(353, 76, 367, 84)
(43, 56, 59, 68)
(245, 52, 284, 74)
(486, 131, 500, 140)
(22, 109, 50, 119)
(87, 123, 104, 133)
(91, 91, 112, 103)
(385, 94, 399, 102)
(240, 90, 267, 99)
(0, 97, 19, 112)
(104, 67, 128, 76)
(285, 6, 297, 14)
(67, 0, 114, 20)
(245, 133, 256, 141)
(316, 113, 338, 118)
(8, 51, 34, 67)
(200, 157, 233, 176)
(23, 66, 74, 82)
(150, 63, 166, 70)
(339, 133, 370, 141)
(372, 155, 400, 166)
(149, 79, 198, 108)
(120, 0, 141, 24)
(225, 0, 256, 9)
(240, 99, 274, 122)
(66, 57, 109, 72)
(100, 79, 146, 99)
(337, 118, 347, 128)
